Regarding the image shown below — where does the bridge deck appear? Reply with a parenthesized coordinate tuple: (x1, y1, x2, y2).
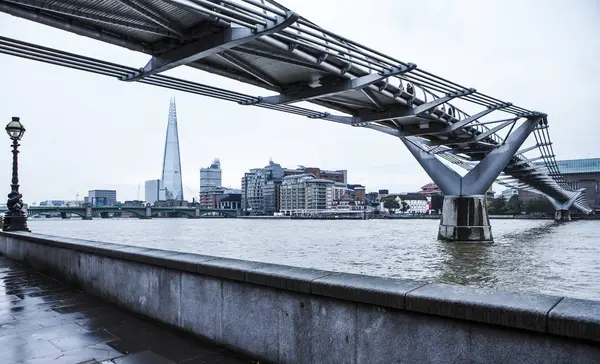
(0, 0, 591, 213)
(0, 256, 249, 364)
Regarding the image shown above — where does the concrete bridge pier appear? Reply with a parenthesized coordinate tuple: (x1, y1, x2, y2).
(60, 212, 70, 219)
(185, 208, 202, 219)
(438, 195, 492, 241)
(548, 190, 583, 222)
(138, 206, 152, 219)
(400, 117, 541, 242)
(554, 209, 571, 221)
(82, 206, 93, 220)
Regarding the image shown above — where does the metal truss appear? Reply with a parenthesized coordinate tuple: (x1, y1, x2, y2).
(3, 0, 178, 38)
(121, 10, 299, 81)
(0, 0, 592, 214)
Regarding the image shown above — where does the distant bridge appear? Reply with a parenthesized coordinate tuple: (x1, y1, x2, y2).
(0, 0, 592, 241)
(0, 206, 238, 219)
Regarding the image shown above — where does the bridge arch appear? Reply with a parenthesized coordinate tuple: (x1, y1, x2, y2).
(118, 209, 148, 218)
(28, 209, 86, 218)
(201, 209, 237, 218)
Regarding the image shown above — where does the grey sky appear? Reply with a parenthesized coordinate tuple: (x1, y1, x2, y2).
(0, 0, 598, 203)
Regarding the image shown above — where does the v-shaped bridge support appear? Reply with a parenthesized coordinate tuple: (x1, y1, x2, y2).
(400, 117, 542, 242)
(547, 189, 584, 221)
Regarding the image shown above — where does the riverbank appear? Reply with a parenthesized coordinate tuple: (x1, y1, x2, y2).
(2, 231, 599, 364)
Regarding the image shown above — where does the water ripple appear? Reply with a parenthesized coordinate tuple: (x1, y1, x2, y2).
(27, 218, 600, 300)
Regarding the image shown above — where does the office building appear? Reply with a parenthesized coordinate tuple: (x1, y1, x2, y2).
(38, 200, 66, 207)
(280, 174, 334, 215)
(332, 183, 354, 210)
(86, 190, 117, 207)
(283, 166, 347, 184)
(145, 179, 166, 204)
(332, 184, 366, 210)
(241, 161, 367, 215)
(200, 159, 222, 192)
(217, 190, 242, 210)
(199, 187, 241, 209)
(161, 98, 184, 200)
(347, 184, 366, 203)
(241, 161, 285, 215)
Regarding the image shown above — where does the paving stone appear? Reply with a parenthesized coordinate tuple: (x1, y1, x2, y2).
(111, 350, 175, 363)
(0, 257, 249, 364)
(22, 343, 124, 364)
(49, 329, 119, 351)
(0, 340, 62, 362)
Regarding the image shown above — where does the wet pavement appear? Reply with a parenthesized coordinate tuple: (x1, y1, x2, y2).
(0, 256, 252, 364)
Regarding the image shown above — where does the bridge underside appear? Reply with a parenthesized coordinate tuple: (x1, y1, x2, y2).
(0, 0, 592, 241)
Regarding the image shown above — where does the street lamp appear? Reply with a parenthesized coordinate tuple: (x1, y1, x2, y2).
(3, 117, 29, 232)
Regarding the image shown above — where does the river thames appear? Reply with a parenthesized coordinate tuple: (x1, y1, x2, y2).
(28, 218, 600, 300)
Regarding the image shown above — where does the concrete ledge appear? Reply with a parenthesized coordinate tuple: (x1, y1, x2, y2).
(406, 283, 562, 332)
(246, 263, 333, 293)
(1, 231, 599, 362)
(548, 298, 600, 342)
(312, 272, 426, 309)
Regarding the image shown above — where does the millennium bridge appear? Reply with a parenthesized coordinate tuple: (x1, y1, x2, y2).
(1, 2, 599, 364)
(0, 0, 592, 242)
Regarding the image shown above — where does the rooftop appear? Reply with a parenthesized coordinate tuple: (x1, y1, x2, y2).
(544, 158, 600, 175)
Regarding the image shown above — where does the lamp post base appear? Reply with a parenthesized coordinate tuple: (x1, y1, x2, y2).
(2, 215, 30, 232)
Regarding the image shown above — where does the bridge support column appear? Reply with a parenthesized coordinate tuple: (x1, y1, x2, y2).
(400, 117, 540, 242)
(82, 206, 92, 220)
(548, 190, 582, 222)
(138, 206, 152, 219)
(438, 195, 492, 242)
(195, 208, 200, 218)
(554, 209, 571, 221)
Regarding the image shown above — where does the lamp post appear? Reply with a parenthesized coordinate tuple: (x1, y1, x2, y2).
(3, 117, 29, 232)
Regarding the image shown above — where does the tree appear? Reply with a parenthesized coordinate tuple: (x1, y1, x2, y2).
(505, 195, 521, 214)
(400, 201, 410, 213)
(488, 196, 507, 215)
(524, 197, 554, 214)
(431, 194, 444, 214)
(382, 196, 399, 211)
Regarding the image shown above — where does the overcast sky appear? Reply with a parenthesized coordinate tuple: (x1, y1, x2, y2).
(0, 0, 598, 203)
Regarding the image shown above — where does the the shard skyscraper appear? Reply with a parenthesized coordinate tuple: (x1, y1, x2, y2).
(161, 98, 184, 200)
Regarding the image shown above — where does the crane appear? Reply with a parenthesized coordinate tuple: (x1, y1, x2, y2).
(67, 188, 79, 201)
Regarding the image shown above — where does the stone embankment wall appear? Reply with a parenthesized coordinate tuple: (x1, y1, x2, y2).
(1, 232, 598, 364)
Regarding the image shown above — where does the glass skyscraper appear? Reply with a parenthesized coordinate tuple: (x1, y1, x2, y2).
(161, 98, 184, 201)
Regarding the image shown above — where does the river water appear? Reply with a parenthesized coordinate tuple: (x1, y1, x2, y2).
(27, 218, 600, 300)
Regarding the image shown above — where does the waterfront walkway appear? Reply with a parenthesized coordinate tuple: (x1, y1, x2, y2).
(0, 256, 250, 364)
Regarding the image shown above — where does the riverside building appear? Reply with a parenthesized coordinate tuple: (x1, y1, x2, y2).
(279, 174, 334, 215)
(283, 166, 347, 184)
(241, 161, 285, 215)
(241, 161, 362, 215)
